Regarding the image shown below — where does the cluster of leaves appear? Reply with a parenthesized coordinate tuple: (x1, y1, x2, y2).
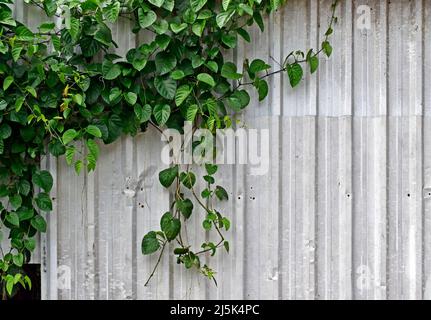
(0, 0, 338, 297)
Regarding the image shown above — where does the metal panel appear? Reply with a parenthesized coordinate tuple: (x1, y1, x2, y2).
(3, 0, 431, 300)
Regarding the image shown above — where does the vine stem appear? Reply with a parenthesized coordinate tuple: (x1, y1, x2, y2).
(144, 241, 167, 287)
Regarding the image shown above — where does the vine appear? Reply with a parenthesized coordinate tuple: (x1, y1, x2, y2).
(0, 0, 338, 298)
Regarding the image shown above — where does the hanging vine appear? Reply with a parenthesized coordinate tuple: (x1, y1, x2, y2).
(0, 0, 338, 298)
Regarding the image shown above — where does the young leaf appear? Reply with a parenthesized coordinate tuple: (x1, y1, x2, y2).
(197, 73, 216, 87)
(124, 92, 138, 105)
(86, 125, 102, 138)
(62, 129, 78, 145)
(175, 85, 192, 106)
(153, 104, 171, 126)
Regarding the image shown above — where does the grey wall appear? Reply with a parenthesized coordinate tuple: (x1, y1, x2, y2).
(6, 0, 431, 300)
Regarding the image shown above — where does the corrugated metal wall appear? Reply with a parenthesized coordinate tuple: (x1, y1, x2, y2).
(7, 0, 431, 300)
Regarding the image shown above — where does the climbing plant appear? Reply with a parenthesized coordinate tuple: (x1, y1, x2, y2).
(0, 0, 338, 298)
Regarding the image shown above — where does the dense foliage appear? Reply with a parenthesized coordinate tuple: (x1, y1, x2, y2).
(0, 0, 337, 298)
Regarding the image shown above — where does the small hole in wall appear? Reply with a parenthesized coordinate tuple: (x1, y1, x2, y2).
(407, 194, 411, 197)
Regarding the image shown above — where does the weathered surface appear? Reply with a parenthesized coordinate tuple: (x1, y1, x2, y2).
(6, 0, 431, 300)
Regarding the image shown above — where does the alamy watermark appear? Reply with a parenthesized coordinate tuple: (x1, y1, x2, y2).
(160, 121, 269, 176)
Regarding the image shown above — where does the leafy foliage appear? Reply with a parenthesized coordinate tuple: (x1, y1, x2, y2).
(0, 0, 338, 296)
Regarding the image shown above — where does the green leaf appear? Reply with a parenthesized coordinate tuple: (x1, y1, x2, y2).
(149, 0, 165, 7)
(35, 193, 53, 212)
(124, 92, 138, 105)
(174, 248, 189, 255)
(109, 87, 122, 103)
(186, 104, 199, 122)
(205, 163, 218, 175)
(13, 253, 24, 267)
(31, 215, 47, 232)
(39, 22, 55, 33)
(180, 172, 196, 189)
(6, 212, 19, 227)
(221, 62, 242, 80)
(141, 231, 160, 255)
(192, 20, 206, 37)
(170, 23, 187, 34)
(255, 79, 269, 101)
(26, 86, 37, 98)
(224, 240, 230, 252)
(86, 125, 102, 138)
(171, 70, 185, 80)
(190, 0, 208, 12)
(177, 199, 193, 219)
(237, 27, 251, 42)
(175, 85, 192, 106)
(153, 19, 169, 34)
(65, 147, 76, 165)
(322, 41, 333, 57)
(87, 139, 99, 162)
(197, 73, 216, 87)
(102, 60, 121, 80)
(215, 185, 229, 201)
(309, 56, 319, 73)
(74, 160, 83, 175)
(11, 45, 23, 62)
(160, 212, 181, 241)
(62, 129, 78, 145)
(3, 75, 13, 91)
(6, 276, 13, 296)
(222, 217, 231, 231)
(155, 52, 177, 75)
(222, 0, 231, 10)
(43, 0, 57, 17)
(0, 10, 16, 26)
(105, 1, 121, 23)
(17, 179, 31, 196)
(0, 100, 7, 111)
(206, 61, 218, 73)
(32, 171, 53, 193)
(202, 219, 212, 230)
(287, 63, 303, 88)
(9, 194, 22, 210)
(49, 140, 66, 157)
(0, 124, 12, 139)
(153, 104, 171, 126)
(221, 32, 237, 48)
(249, 59, 271, 74)
(24, 238, 36, 252)
(159, 165, 178, 188)
(14, 96, 24, 112)
(138, 9, 157, 29)
(216, 10, 234, 28)
(155, 34, 170, 50)
(135, 104, 152, 123)
(162, 0, 174, 11)
(154, 76, 177, 100)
